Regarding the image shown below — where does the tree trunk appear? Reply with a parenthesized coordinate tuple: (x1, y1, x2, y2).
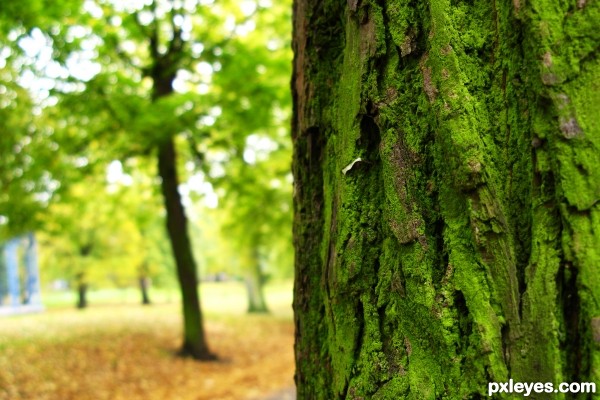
(292, 0, 599, 398)
(76, 246, 92, 310)
(139, 276, 151, 305)
(76, 282, 87, 309)
(152, 49, 213, 359)
(245, 248, 269, 313)
(157, 136, 214, 360)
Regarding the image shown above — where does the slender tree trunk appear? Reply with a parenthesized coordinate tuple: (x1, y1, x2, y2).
(292, 0, 599, 398)
(150, 40, 213, 359)
(139, 276, 151, 305)
(76, 246, 92, 310)
(157, 135, 214, 360)
(76, 282, 87, 309)
(245, 248, 269, 313)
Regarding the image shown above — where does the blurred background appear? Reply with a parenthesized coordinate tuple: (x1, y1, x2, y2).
(0, 0, 295, 398)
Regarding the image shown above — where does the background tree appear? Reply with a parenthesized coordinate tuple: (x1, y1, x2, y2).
(292, 0, 599, 398)
(41, 171, 145, 308)
(33, 0, 292, 359)
(103, 158, 175, 305)
(0, 74, 47, 238)
(0, 0, 104, 240)
(210, 21, 293, 312)
(2, 0, 293, 364)
(218, 141, 293, 313)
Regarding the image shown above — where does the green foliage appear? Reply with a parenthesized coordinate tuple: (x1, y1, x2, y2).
(1, 0, 294, 315)
(205, 0, 293, 280)
(41, 174, 139, 288)
(216, 145, 293, 279)
(0, 70, 72, 239)
(0, 74, 41, 237)
(39, 158, 176, 290)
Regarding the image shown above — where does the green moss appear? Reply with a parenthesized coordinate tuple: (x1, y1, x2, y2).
(372, 376, 410, 399)
(384, 0, 416, 53)
(294, 0, 600, 397)
(332, 20, 368, 170)
(555, 61, 600, 210)
(522, 0, 600, 385)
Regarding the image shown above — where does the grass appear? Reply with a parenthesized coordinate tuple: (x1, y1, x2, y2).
(0, 281, 295, 400)
(41, 280, 294, 318)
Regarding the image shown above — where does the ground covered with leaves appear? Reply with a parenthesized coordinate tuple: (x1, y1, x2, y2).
(0, 303, 295, 400)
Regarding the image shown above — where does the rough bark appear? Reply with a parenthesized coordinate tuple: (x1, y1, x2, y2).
(292, 0, 600, 398)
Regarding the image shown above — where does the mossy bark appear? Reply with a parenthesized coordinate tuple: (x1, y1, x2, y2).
(292, 0, 600, 398)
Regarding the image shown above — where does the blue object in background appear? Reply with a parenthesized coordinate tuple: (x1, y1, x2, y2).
(24, 233, 41, 305)
(4, 238, 20, 307)
(0, 233, 44, 316)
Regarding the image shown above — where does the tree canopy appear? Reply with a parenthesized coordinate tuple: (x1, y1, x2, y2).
(0, 0, 293, 357)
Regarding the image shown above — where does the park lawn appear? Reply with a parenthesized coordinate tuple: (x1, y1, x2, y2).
(0, 281, 295, 400)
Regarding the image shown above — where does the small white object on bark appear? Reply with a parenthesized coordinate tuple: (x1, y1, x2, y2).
(342, 158, 362, 175)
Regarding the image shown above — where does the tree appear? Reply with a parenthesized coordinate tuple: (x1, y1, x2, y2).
(41, 0, 286, 360)
(0, 0, 107, 240)
(292, 0, 599, 398)
(103, 158, 177, 306)
(206, 10, 292, 312)
(218, 143, 293, 313)
(3, 0, 291, 358)
(41, 172, 145, 308)
(0, 74, 47, 238)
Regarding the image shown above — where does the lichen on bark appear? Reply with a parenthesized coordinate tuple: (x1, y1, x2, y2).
(292, 0, 600, 398)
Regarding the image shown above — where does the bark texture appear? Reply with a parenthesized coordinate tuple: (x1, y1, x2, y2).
(292, 0, 600, 398)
